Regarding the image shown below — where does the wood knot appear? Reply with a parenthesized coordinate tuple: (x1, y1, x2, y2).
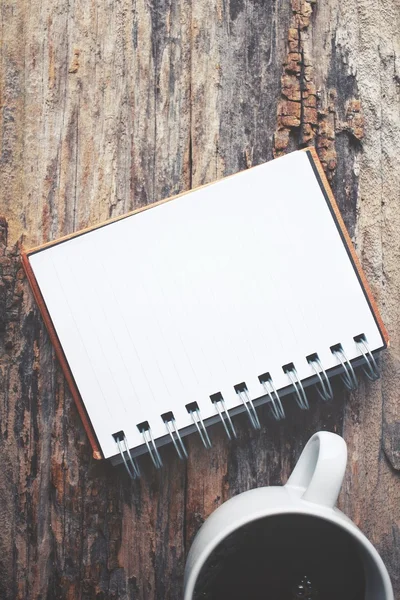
(68, 49, 80, 74)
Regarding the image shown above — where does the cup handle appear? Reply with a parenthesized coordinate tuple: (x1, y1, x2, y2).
(285, 431, 347, 508)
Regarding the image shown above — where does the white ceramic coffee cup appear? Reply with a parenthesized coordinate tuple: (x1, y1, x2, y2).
(184, 431, 394, 600)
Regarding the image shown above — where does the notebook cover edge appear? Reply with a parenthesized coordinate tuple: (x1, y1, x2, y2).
(304, 146, 389, 347)
(21, 252, 104, 460)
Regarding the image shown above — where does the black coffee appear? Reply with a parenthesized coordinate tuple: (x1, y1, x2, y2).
(194, 514, 365, 600)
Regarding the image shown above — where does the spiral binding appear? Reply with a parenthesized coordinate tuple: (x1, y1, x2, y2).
(235, 385, 261, 429)
(210, 393, 237, 440)
(163, 413, 188, 460)
(259, 375, 285, 420)
(283, 363, 309, 410)
(188, 402, 212, 449)
(138, 422, 163, 469)
(331, 344, 358, 391)
(114, 336, 379, 477)
(114, 432, 140, 479)
(307, 354, 334, 401)
(354, 335, 379, 381)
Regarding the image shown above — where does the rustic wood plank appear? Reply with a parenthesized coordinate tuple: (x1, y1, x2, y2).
(0, 0, 399, 597)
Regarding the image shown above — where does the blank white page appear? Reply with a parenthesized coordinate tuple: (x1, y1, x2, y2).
(28, 150, 385, 458)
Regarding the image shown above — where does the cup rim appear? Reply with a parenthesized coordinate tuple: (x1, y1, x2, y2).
(184, 506, 393, 600)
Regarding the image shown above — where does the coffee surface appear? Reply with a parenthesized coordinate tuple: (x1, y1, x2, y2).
(194, 514, 365, 600)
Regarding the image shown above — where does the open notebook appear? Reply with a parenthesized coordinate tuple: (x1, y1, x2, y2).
(22, 148, 388, 476)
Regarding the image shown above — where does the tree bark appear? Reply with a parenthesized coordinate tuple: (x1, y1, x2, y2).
(1, 0, 399, 598)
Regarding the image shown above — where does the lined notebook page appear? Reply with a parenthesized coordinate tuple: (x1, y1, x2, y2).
(29, 151, 384, 458)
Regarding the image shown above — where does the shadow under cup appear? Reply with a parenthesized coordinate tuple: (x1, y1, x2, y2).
(193, 513, 366, 600)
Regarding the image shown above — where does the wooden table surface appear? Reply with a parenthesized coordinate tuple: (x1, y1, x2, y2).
(1, 0, 399, 597)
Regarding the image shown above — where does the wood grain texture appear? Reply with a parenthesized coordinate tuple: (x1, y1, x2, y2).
(0, 0, 399, 598)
